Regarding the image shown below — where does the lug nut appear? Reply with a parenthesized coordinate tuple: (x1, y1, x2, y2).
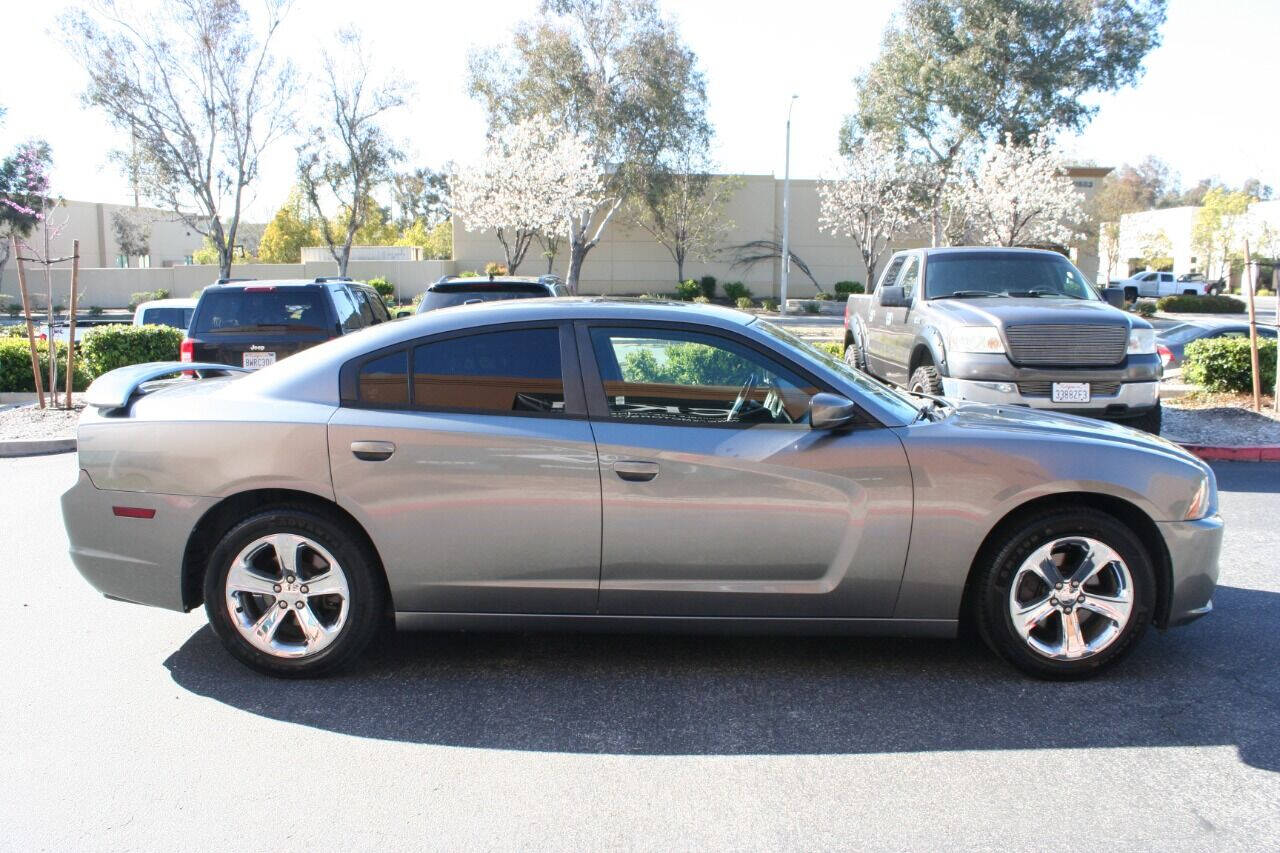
(278, 600, 288, 609)
(1050, 597, 1059, 606)
(295, 601, 305, 609)
(1055, 582, 1063, 590)
(286, 575, 296, 583)
(272, 584, 282, 593)
(1078, 595, 1085, 603)
(299, 585, 309, 594)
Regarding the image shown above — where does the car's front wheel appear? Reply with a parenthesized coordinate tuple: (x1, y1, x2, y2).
(974, 507, 1155, 679)
(204, 507, 385, 678)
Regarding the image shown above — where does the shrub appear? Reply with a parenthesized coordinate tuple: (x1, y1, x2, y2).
(735, 296, 753, 310)
(368, 277, 395, 301)
(80, 324, 184, 376)
(88, 306, 105, 316)
(0, 338, 91, 392)
(1257, 288, 1276, 297)
(803, 301, 820, 314)
(723, 281, 751, 301)
(810, 341, 843, 359)
(6, 303, 20, 317)
(675, 279, 701, 301)
(761, 299, 777, 312)
(699, 275, 717, 299)
(1156, 294, 1246, 314)
(1183, 337, 1277, 392)
(833, 281, 864, 297)
(483, 261, 508, 277)
(813, 291, 832, 301)
(457, 270, 480, 278)
(1132, 301, 1156, 318)
(2, 324, 26, 338)
(128, 289, 171, 310)
(190, 288, 204, 299)
(692, 295, 711, 304)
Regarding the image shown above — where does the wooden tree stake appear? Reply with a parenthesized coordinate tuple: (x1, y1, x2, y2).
(1242, 239, 1261, 412)
(65, 240, 80, 407)
(13, 237, 45, 408)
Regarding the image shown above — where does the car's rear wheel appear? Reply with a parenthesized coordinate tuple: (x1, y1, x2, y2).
(909, 364, 943, 396)
(204, 508, 385, 678)
(975, 507, 1155, 679)
(844, 336, 866, 371)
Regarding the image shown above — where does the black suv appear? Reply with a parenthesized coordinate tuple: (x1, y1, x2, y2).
(182, 277, 391, 369)
(415, 275, 568, 313)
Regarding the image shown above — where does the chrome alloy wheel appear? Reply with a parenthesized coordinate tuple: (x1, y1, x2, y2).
(224, 533, 350, 659)
(1007, 537, 1134, 661)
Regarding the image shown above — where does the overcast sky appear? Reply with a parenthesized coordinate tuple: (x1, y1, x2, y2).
(1, 0, 1276, 221)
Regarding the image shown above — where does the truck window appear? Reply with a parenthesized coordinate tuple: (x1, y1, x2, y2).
(876, 256, 906, 294)
(898, 257, 920, 300)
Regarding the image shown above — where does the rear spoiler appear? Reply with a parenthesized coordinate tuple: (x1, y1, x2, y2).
(84, 361, 250, 411)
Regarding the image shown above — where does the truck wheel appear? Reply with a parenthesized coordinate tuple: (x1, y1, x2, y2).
(1127, 402, 1162, 435)
(844, 338, 866, 371)
(909, 364, 943, 396)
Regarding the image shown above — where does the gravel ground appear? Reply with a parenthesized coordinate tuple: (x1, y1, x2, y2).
(1162, 405, 1280, 447)
(0, 399, 83, 441)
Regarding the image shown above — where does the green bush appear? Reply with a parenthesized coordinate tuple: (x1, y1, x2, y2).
(1156, 294, 1246, 314)
(457, 270, 480, 278)
(761, 299, 777, 312)
(1183, 337, 1277, 392)
(1132, 301, 1156, 318)
(1258, 288, 1276, 297)
(675, 279, 701, 301)
(0, 338, 91, 392)
(2, 324, 27, 338)
(80, 324, 184, 376)
(803, 301, 820, 314)
(128, 289, 171, 311)
(723, 281, 751, 301)
(834, 281, 864, 297)
(810, 341, 843, 359)
(692, 295, 711, 304)
(6, 303, 20, 317)
(813, 291, 832, 301)
(698, 275, 716, 299)
(88, 305, 105, 316)
(368, 277, 395, 301)
(735, 296, 753, 310)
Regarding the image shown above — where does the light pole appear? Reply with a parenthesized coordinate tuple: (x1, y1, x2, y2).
(779, 94, 799, 315)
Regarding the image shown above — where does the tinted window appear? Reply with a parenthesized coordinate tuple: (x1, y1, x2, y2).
(1158, 324, 1206, 345)
(589, 327, 818, 426)
(413, 328, 564, 414)
(358, 350, 409, 406)
(898, 256, 920, 299)
(924, 252, 1097, 300)
(362, 288, 391, 323)
(140, 307, 194, 329)
(193, 290, 329, 333)
(350, 288, 377, 326)
(418, 284, 549, 312)
(330, 286, 362, 331)
(875, 256, 906, 293)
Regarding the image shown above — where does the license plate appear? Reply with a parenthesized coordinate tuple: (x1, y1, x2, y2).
(242, 352, 276, 370)
(1052, 382, 1090, 403)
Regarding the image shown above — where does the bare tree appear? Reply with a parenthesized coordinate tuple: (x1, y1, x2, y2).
(63, 0, 295, 279)
(728, 239, 823, 294)
(298, 27, 407, 277)
(109, 208, 151, 266)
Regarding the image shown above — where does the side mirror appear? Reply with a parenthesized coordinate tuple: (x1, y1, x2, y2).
(394, 309, 413, 319)
(878, 285, 908, 308)
(809, 392, 858, 431)
(1101, 287, 1126, 308)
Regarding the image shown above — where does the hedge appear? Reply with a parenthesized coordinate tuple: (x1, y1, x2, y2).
(0, 338, 91, 392)
(80, 324, 184, 377)
(1156, 294, 1246, 314)
(1183, 337, 1277, 393)
(128, 288, 171, 311)
(834, 281, 864, 297)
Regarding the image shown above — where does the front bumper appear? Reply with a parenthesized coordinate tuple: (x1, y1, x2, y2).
(61, 469, 216, 612)
(940, 376, 1160, 417)
(1156, 514, 1223, 628)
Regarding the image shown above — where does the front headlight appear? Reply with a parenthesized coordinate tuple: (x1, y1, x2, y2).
(1184, 473, 1217, 520)
(948, 326, 1005, 354)
(1128, 328, 1156, 355)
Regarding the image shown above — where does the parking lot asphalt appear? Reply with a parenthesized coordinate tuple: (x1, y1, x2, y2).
(4, 453, 1279, 851)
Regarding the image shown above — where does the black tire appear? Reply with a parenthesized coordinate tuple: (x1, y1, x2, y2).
(974, 507, 1155, 679)
(843, 335, 866, 371)
(1126, 402, 1162, 435)
(203, 506, 386, 678)
(909, 364, 943, 395)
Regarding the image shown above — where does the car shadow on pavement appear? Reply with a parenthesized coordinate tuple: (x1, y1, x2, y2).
(165, 584, 1279, 770)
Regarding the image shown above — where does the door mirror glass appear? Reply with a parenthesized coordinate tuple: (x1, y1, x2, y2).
(879, 285, 908, 308)
(809, 392, 858, 430)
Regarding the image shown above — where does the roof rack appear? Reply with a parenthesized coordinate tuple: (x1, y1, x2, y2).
(215, 277, 256, 285)
(314, 276, 353, 283)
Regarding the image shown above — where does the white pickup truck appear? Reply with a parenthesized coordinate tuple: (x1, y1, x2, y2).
(1115, 270, 1203, 299)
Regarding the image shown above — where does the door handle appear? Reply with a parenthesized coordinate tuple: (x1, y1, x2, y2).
(351, 440, 396, 462)
(614, 461, 659, 482)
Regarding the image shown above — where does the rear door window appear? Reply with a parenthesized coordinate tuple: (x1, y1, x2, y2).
(412, 328, 565, 415)
(358, 350, 409, 406)
(875, 256, 906, 294)
(330, 285, 362, 332)
(350, 287, 377, 326)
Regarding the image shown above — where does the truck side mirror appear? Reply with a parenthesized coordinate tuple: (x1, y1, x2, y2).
(879, 285, 908, 308)
(1101, 287, 1126, 308)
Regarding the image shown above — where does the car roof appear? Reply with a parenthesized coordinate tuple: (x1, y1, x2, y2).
(136, 298, 198, 309)
(202, 279, 370, 290)
(911, 246, 1068, 258)
(433, 275, 558, 285)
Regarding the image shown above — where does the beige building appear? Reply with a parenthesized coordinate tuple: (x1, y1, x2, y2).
(1117, 199, 1280, 284)
(3, 199, 211, 269)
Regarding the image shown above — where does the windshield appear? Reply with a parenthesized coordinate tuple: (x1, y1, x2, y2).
(925, 252, 1098, 300)
(419, 284, 549, 312)
(192, 290, 329, 333)
(752, 320, 923, 422)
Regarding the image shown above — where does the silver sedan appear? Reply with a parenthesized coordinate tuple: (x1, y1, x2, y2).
(62, 299, 1222, 678)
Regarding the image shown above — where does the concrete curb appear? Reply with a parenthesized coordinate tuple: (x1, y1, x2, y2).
(1179, 444, 1280, 462)
(0, 437, 77, 458)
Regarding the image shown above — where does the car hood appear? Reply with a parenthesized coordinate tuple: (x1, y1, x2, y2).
(942, 402, 1199, 462)
(926, 297, 1140, 329)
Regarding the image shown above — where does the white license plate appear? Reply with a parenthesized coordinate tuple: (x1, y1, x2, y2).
(1052, 382, 1091, 403)
(242, 352, 276, 370)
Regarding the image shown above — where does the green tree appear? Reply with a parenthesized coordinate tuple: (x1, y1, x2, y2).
(850, 0, 1167, 245)
(397, 219, 452, 260)
(468, 0, 711, 291)
(1192, 188, 1255, 282)
(258, 189, 318, 263)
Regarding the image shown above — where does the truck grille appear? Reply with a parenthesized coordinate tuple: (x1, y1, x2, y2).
(1018, 381, 1122, 398)
(1004, 325, 1128, 366)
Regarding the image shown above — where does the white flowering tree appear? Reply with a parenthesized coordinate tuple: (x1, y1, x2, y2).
(950, 134, 1083, 248)
(452, 116, 603, 277)
(818, 136, 922, 288)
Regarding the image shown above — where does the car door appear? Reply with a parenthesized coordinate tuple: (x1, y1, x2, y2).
(1159, 272, 1177, 296)
(1136, 272, 1158, 298)
(885, 254, 922, 385)
(864, 254, 908, 379)
(327, 322, 603, 614)
(578, 321, 913, 619)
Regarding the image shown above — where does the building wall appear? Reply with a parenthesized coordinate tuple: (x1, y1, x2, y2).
(3, 199, 211, 269)
(1117, 206, 1202, 278)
